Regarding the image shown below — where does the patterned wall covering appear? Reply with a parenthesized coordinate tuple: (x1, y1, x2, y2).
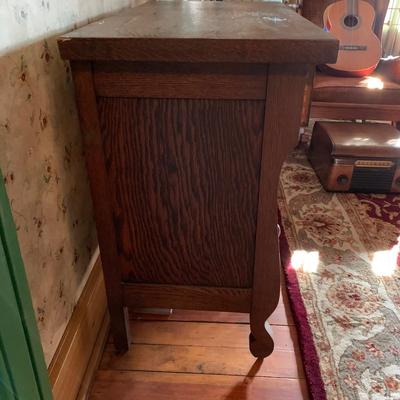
(0, 0, 136, 365)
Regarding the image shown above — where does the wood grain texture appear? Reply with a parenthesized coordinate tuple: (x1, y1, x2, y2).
(99, 97, 265, 288)
(127, 320, 299, 351)
(89, 371, 309, 400)
(76, 313, 110, 400)
(58, 1, 337, 64)
(100, 342, 304, 379)
(311, 101, 400, 121)
(131, 309, 251, 324)
(122, 284, 252, 313)
(129, 280, 294, 325)
(70, 61, 130, 353)
(94, 62, 267, 99)
(48, 258, 107, 400)
(249, 64, 310, 357)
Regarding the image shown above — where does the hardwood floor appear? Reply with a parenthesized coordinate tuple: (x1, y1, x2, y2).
(89, 279, 308, 399)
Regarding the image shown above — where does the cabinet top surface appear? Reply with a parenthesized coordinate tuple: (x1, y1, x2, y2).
(58, 0, 338, 64)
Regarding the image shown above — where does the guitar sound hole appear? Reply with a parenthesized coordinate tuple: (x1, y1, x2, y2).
(343, 14, 359, 28)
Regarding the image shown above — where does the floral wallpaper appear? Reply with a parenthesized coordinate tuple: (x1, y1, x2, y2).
(0, 0, 138, 365)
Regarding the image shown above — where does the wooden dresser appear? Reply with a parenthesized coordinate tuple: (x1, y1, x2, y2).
(58, 0, 337, 358)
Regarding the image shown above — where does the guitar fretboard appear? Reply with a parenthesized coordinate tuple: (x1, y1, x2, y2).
(347, 0, 359, 16)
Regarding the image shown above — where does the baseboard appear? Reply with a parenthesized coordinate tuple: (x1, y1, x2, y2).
(76, 312, 110, 400)
(48, 256, 109, 400)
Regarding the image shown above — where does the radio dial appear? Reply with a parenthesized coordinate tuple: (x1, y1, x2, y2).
(337, 175, 349, 185)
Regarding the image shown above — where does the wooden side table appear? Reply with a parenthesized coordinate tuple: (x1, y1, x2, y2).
(58, 0, 337, 358)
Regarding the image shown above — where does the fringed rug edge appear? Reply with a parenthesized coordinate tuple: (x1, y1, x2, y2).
(279, 213, 327, 400)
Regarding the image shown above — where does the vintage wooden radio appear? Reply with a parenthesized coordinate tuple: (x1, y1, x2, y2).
(308, 121, 400, 193)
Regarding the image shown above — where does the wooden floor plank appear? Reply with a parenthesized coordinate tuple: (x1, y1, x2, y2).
(128, 321, 299, 351)
(100, 343, 305, 379)
(90, 370, 309, 400)
(89, 273, 308, 399)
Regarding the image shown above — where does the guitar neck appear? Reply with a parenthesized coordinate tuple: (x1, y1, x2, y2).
(347, 0, 359, 16)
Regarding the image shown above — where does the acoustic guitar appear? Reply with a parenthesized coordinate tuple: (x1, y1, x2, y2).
(323, 0, 382, 76)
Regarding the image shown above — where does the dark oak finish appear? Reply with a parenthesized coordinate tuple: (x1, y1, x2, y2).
(123, 284, 252, 313)
(58, 1, 337, 64)
(94, 62, 267, 99)
(60, 0, 336, 358)
(250, 63, 310, 357)
(99, 97, 264, 288)
(70, 61, 130, 354)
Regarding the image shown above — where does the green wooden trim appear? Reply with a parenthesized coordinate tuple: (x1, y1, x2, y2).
(0, 240, 41, 399)
(0, 170, 52, 400)
(0, 338, 15, 400)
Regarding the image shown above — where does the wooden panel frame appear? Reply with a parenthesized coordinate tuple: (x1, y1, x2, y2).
(122, 284, 252, 313)
(71, 61, 130, 353)
(98, 94, 265, 288)
(93, 62, 267, 99)
(70, 61, 311, 358)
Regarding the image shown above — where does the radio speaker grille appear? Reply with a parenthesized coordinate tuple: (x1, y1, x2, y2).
(351, 166, 395, 192)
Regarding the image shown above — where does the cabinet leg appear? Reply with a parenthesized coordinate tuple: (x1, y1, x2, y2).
(249, 316, 274, 358)
(248, 65, 308, 358)
(249, 218, 280, 358)
(110, 306, 130, 354)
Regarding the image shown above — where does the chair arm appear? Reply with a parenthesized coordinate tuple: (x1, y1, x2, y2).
(376, 57, 400, 84)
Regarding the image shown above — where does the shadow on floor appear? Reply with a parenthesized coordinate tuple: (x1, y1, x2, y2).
(223, 358, 264, 400)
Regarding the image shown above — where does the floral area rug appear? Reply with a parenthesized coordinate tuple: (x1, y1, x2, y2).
(278, 146, 400, 400)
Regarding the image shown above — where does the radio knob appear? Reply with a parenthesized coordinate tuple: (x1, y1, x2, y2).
(337, 175, 349, 185)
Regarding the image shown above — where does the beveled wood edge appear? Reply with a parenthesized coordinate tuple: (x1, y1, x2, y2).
(122, 283, 252, 313)
(48, 257, 108, 400)
(93, 62, 268, 99)
(58, 38, 338, 65)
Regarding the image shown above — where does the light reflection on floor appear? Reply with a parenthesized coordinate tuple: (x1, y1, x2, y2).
(291, 250, 319, 273)
(371, 238, 400, 277)
(290, 238, 400, 277)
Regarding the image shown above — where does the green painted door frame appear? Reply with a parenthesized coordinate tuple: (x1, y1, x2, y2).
(0, 169, 52, 400)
